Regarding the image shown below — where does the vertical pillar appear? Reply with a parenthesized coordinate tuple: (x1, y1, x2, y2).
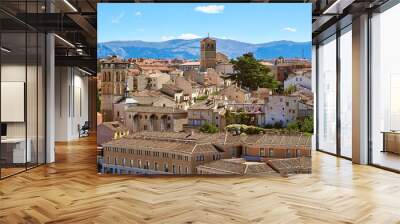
(88, 77, 97, 132)
(46, 33, 55, 163)
(352, 14, 369, 164)
(312, 45, 317, 151)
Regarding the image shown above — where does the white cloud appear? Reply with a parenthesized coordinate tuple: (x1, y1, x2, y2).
(161, 33, 200, 41)
(219, 36, 233, 40)
(111, 12, 124, 24)
(194, 5, 225, 14)
(161, 36, 175, 41)
(135, 11, 142, 16)
(283, 27, 297, 32)
(177, 33, 201, 39)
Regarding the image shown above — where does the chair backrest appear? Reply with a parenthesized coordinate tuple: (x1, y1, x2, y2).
(82, 121, 90, 129)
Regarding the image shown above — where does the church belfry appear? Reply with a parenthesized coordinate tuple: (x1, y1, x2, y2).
(200, 36, 216, 71)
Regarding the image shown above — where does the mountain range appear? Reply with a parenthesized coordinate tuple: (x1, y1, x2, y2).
(97, 38, 311, 60)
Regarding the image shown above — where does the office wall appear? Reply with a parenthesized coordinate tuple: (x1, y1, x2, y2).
(55, 67, 89, 141)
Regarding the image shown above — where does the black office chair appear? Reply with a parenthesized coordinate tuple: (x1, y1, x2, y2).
(79, 121, 90, 138)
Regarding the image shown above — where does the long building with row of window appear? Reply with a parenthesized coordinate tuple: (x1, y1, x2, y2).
(100, 131, 311, 175)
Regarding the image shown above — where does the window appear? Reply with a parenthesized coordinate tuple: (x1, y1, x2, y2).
(164, 164, 169, 172)
(269, 149, 274, 157)
(138, 160, 141, 168)
(154, 162, 159, 171)
(340, 26, 353, 158)
(296, 149, 302, 157)
(317, 35, 337, 154)
(260, 148, 265, 157)
(370, 5, 400, 171)
(286, 149, 292, 158)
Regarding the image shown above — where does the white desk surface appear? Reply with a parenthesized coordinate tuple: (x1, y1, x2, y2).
(1, 138, 27, 143)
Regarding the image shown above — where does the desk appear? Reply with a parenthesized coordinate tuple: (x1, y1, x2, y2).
(382, 131, 400, 154)
(1, 138, 31, 164)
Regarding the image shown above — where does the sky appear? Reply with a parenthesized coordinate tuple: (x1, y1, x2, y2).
(98, 3, 311, 44)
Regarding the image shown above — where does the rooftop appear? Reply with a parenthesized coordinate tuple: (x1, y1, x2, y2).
(181, 61, 200, 66)
(128, 131, 311, 149)
(103, 137, 219, 154)
(125, 106, 186, 114)
(197, 158, 276, 175)
(99, 122, 128, 132)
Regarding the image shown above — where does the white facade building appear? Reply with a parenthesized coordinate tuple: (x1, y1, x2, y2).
(284, 73, 312, 90)
(264, 95, 300, 126)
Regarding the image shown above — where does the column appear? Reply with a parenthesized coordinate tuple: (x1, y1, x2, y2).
(352, 14, 369, 164)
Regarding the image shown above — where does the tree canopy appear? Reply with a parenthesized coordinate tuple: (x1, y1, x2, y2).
(200, 123, 219, 134)
(230, 53, 280, 91)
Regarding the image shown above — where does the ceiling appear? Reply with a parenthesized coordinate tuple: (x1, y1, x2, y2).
(1, 0, 393, 73)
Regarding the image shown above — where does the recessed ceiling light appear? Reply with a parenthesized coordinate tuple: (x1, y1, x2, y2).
(54, 34, 75, 48)
(63, 0, 78, 12)
(1, 47, 11, 53)
(78, 67, 92, 76)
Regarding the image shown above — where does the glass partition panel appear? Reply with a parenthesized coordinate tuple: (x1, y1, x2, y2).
(339, 26, 352, 158)
(1, 31, 28, 178)
(27, 31, 38, 169)
(317, 35, 337, 154)
(371, 3, 400, 171)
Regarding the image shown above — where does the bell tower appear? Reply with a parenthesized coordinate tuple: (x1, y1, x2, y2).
(200, 35, 216, 71)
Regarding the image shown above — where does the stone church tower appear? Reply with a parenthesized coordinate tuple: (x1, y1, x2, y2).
(200, 35, 216, 71)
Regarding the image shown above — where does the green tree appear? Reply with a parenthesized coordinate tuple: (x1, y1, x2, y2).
(200, 123, 219, 134)
(299, 116, 313, 133)
(284, 84, 297, 95)
(287, 120, 299, 132)
(230, 53, 279, 91)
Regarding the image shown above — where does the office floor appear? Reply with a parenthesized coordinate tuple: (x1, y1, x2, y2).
(372, 150, 400, 171)
(0, 135, 400, 224)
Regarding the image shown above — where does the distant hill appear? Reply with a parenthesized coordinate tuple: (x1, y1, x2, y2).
(97, 38, 311, 60)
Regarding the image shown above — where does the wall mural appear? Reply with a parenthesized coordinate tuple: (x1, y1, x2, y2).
(96, 3, 313, 176)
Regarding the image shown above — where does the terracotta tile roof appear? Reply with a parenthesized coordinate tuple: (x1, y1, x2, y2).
(131, 96, 174, 106)
(125, 106, 186, 114)
(161, 84, 183, 96)
(181, 61, 200, 66)
(99, 122, 129, 132)
(128, 131, 242, 147)
(242, 134, 311, 148)
(267, 157, 311, 174)
(103, 134, 219, 154)
(132, 90, 162, 97)
(197, 158, 276, 175)
(128, 131, 310, 148)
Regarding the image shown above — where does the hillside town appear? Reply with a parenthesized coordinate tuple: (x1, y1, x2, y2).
(97, 36, 313, 176)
